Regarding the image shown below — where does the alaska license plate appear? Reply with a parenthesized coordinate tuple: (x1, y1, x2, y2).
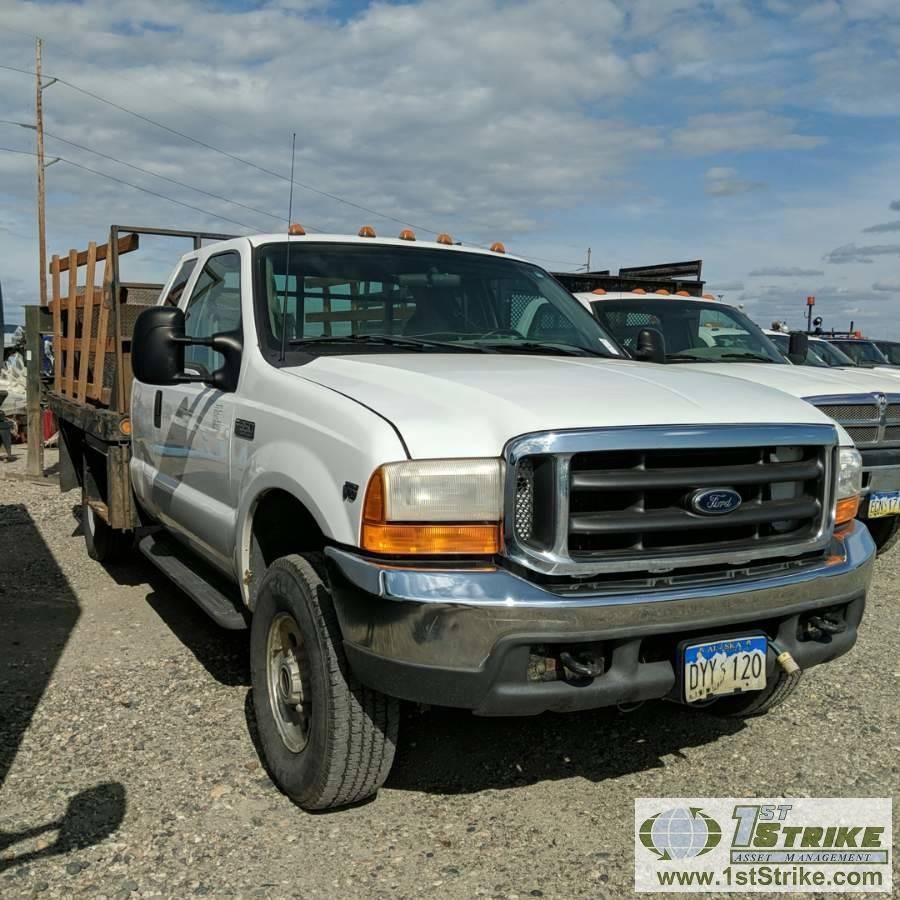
(683, 636, 767, 703)
(867, 490, 900, 519)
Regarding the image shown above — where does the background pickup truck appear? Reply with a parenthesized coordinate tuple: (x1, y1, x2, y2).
(571, 286, 900, 555)
(49, 225, 874, 809)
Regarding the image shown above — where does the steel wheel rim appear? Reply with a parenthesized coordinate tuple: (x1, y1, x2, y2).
(266, 612, 311, 753)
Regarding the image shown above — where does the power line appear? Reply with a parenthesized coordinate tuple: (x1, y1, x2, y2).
(0, 120, 287, 228)
(0, 146, 258, 231)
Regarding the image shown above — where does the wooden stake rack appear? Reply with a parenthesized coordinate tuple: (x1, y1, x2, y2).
(49, 230, 140, 411)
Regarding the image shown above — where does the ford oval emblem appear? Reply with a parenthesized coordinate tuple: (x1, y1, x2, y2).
(690, 487, 742, 516)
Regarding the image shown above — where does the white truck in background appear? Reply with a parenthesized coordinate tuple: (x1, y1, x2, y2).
(50, 229, 874, 809)
(560, 266, 900, 554)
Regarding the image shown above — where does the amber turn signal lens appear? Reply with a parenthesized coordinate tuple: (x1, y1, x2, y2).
(119, 417, 131, 436)
(361, 523, 501, 555)
(835, 495, 860, 526)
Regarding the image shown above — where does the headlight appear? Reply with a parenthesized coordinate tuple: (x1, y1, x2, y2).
(361, 458, 504, 554)
(835, 446, 862, 526)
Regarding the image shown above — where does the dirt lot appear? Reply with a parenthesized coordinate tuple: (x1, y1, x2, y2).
(1, 448, 897, 899)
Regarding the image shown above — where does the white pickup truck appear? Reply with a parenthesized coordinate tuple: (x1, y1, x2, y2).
(54, 227, 875, 809)
(578, 289, 900, 553)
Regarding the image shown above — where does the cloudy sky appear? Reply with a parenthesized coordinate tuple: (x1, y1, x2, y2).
(1, 0, 900, 336)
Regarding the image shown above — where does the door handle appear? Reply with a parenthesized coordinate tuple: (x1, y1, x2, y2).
(153, 390, 162, 428)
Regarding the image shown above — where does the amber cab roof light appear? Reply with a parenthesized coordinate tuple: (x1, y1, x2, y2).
(632, 288, 647, 294)
(398, 228, 416, 241)
(676, 290, 691, 296)
(702, 293, 716, 300)
(288, 223, 306, 236)
(358, 225, 376, 238)
(490, 242, 506, 254)
(655, 289, 670, 295)
(591, 288, 606, 295)
(436, 233, 454, 245)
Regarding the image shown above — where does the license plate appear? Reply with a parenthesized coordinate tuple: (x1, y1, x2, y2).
(867, 490, 900, 519)
(683, 636, 767, 703)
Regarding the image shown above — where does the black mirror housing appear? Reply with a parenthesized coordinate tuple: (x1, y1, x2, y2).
(788, 331, 809, 365)
(132, 306, 188, 385)
(132, 306, 243, 392)
(633, 327, 666, 364)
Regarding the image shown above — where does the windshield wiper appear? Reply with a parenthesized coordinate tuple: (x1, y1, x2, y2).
(288, 335, 496, 353)
(717, 352, 778, 362)
(476, 340, 607, 358)
(665, 353, 708, 362)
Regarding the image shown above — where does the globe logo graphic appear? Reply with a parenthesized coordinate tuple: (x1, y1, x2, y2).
(639, 807, 722, 860)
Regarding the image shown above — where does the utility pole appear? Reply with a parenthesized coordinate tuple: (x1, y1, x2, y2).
(35, 38, 47, 309)
(28, 37, 47, 478)
(586, 247, 591, 272)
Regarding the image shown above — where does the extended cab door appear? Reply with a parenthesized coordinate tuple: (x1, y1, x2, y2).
(136, 249, 245, 573)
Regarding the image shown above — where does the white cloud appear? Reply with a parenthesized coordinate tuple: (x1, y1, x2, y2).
(824, 243, 900, 264)
(862, 220, 900, 233)
(672, 111, 825, 155)
(749, 267, 825, 277)
(704, 166, 766, 196)
(872, 281, 900, 292)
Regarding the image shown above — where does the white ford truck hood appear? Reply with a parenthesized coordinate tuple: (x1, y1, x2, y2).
(673, 362, 900, 400)
(289, 355, 840, 458)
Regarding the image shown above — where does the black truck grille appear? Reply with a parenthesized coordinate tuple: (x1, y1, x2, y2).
(813, 395, 900, 448)
(511, 441, 829, 569)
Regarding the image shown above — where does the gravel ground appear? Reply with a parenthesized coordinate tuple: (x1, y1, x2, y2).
(1, 447, 897, 899)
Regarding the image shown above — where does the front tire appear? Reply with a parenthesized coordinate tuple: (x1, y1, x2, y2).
(865, 517, 900, 556)
(250, 554, 399, 810)
(82, 491, 132, 562)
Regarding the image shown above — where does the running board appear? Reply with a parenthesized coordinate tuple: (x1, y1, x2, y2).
(138, 533, 248, 631)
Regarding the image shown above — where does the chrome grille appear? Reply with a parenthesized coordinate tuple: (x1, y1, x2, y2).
(567, 446, 824, 557)
(504, 425, 836, 577)
(811, 393, 900, 448)
(817, 403, 878, 423)
(847, 426, 879, 444)
(514, 458, 534, 541)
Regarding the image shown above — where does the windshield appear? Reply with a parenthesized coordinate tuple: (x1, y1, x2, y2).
(767, 332, 829, 367)
(875, 341, 900, 365)
(810, 339, 857, 367)
(253, 242, 621, 360)
(830, 340, 889, 366)
(591, 298, 785, 363)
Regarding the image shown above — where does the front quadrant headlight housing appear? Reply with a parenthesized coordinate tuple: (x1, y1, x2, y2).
(361, 458, 504, 555)
(835, 446, 862, 526)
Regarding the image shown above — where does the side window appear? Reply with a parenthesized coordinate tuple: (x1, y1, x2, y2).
(183, 251, 242, 374)
(162, 260, 197, 307)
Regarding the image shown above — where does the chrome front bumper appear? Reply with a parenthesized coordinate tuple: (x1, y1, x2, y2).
(325, 521, 875, 714)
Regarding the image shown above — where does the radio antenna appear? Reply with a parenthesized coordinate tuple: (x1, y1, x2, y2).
(278, 131, 297, 362)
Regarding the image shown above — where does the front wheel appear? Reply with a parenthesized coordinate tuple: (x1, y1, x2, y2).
(250, 554, 399, 810)
(864, 517, 900, 556)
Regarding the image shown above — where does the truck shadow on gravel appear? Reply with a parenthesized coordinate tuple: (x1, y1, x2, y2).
(0, 783, 125, 874)
(0, 503, 127, 871)
(386, 702, 745, 796)
(1, 503, 80, 789)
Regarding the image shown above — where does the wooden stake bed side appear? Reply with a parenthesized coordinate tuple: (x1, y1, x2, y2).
(49, 230, 143, 414)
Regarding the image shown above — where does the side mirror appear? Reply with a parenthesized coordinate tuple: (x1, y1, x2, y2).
(132, 306, 188, 385)
(788, 331, 809, 365)
(132, 306, 243, 392)
(633, 327, 666, 364)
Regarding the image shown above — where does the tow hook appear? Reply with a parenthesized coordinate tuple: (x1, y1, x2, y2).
(802, 612, 847, 641)
(559, 649, 605, 679)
